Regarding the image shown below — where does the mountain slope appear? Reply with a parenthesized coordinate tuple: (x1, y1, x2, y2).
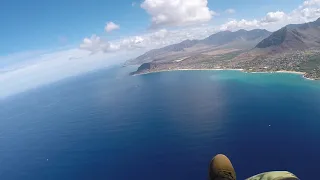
(126, 29, 271, 65)
(256, 18, 320, 51)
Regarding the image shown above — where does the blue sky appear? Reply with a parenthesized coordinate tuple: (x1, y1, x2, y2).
(0, 0, 304, 55)
(1, 0, 147, 54)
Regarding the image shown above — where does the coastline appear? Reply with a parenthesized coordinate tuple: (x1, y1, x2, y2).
(132, 68, 315, 80)
(275, 70, 305, 75)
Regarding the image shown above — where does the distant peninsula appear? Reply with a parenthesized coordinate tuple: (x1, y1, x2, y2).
(126, 18, 320, 80)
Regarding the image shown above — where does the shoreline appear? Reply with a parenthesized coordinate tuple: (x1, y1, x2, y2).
(132, 68, 315, 80)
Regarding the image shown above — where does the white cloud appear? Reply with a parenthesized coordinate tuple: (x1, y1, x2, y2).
(220, 11, 288, 31)
(79, 35, 120, 53)
(79, 30, 170, 53)
(80, 35, 104, 52)
(225, 9, 236, 14)
(120, 36, 145, 50)
(105, 22, 120, 32)
(220, 0, 320, 31)
(296, 0, 320, 20)
(220, 19, 260, 31)
(262, 11, 286, 23)
(141, 0, 215, 28)
(211, 11, 220, 16)
(152, 29, 169, 39)
(79, 26, 218, 54)
(297, 7, 320, 20)
(302, 0, 320, 7)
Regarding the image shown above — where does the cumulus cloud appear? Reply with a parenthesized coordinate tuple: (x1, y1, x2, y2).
(220, 19, 260, 31)
(225, 9, 236, 14)
(79, 26, 218, 54)
(220, 0, 320, 31)
(141, 0, 215, 28)
(79, 35, 120, 53)
(262, 11, 286, 23)
(220, 10, 288, 31)
(79, 30, 169, 53)
(295, 6, 320, 20)
(295, 0, 320, 21)
(120, 36, 145, 50)
(80, 35, 104, 52)
(105, 22, 120, 32)
(302, 0, 320, 7)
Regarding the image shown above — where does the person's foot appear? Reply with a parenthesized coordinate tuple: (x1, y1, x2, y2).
(209, 154, 236, 180)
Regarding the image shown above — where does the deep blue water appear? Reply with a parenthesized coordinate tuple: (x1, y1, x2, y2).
(1, 67, 320, 180)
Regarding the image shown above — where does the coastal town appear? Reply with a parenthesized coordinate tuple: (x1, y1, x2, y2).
(131, 49, 320, 80)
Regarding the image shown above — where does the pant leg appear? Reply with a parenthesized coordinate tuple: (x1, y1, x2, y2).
(246, 171, 299, 180)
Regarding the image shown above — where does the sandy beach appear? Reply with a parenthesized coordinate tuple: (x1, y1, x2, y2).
(275, 70, 305, 75)
(134, 68, 315, 80)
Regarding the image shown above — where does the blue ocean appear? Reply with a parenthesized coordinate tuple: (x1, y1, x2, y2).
(1, 66, 320, 180)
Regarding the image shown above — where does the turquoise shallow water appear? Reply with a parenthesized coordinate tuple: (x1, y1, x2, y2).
(1, 67, 320, 180)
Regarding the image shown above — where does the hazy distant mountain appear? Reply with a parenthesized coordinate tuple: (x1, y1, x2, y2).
(124, 39, 199, 65)
(202, 29, 271, 45)
(126, 29, 271, 65)
(256, 18, 320, 51)
(160, 39, 200, 52)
